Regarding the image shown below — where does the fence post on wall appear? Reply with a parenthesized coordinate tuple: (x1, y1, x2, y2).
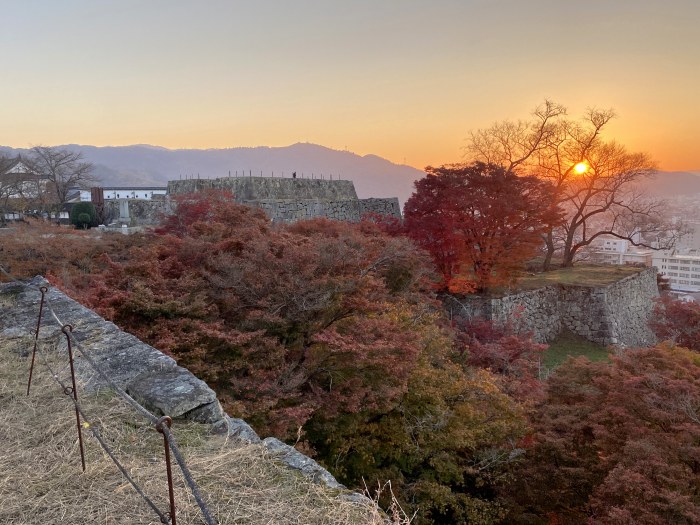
(27, 286, 48, 396)
(61, 324, 86, 472)
(156, 416, 177, 525)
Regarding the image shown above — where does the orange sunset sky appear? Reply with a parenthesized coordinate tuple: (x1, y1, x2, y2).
(1, 0, 699, 171)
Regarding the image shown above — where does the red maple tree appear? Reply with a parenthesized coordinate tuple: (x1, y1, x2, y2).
(403, 162, 562, 293)
(650, 296, 700, 351)
(506, 345, 700, 524)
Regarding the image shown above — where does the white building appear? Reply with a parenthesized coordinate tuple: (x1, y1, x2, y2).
(76, 186, 168, 201)
(677, 221, 700, 252)
(652, 251, 700, 292)
(1, 158, 47, 199)
(587, 235, 653, 266)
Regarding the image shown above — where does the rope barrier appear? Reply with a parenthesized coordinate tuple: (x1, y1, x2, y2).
(35, 343, 171, 524)
(161, 424, 218, 525)
(0, 264, 219, 524)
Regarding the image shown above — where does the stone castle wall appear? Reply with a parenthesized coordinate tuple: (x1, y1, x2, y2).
(103, 177, 401, 225)
(103, 198, 172, 226)
(446, 267, 659, 347)
(168, 177, 359, 201)
(359, 197, 402, 218)
(0, 277, 353, 493)
(251, 197, 401, 223)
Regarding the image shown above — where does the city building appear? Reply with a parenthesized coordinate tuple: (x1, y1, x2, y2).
(652, 251, 700, 292)
(677, 221, 700, 252)
(587, 235, 653, 266)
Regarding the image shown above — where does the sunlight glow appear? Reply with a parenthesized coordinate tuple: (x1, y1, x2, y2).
(574, 162, 588, 174)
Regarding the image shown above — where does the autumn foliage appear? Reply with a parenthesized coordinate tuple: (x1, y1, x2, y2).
(72, 192, 427, 435)
(4, 191, 699, 524)
(650, 295, 700, 351)
(403, 162, 561, 293)
(455, 318, 546, 400)
(506, 345, 700, 524)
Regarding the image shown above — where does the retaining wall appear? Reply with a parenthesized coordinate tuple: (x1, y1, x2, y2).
(168, 177, 359, 201)
(0, 277, 350, 492)
(103, 177, 401, 225)
(446, 267, 659, 347)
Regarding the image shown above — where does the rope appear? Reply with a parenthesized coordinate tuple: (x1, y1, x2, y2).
(0, 264, 219, 524)
(35, 344, 171, 524)
(0, 265, 160, 423)
(161, 424, 218, 525)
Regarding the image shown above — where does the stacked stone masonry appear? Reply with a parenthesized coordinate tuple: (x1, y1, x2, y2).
(104, 177, 401, 225)
(0, 277, 353, 493)
(446, 267, 659, 347)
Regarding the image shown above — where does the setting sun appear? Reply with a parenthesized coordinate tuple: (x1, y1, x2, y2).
(574, 162, 588, 174)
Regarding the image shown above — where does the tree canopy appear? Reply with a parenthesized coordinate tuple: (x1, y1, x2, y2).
(403, 162, 562, 292)
(29, 146, 95, 218)
(506, 345, 700, 524)
(651, 296, 700, 351)
(466, 101, 680, 268)
(41, 190, 530, 523)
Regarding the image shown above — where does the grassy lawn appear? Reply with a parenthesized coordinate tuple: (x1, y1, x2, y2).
(518, 264, 643, 291)
(542, 329, 611, 371)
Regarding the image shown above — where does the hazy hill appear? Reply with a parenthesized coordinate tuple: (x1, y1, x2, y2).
(0, 143, 425, 206)
(638, 170, 700, 197)
(2, 143, 699, 205)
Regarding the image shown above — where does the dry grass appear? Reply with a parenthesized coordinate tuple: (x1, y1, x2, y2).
(517, 264, 643, 290)
(0, 335, 398, 524)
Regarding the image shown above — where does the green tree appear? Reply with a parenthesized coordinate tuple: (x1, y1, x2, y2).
(70, 201, 97, 229)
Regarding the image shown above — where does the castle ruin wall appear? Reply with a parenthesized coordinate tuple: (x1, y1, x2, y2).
(446, 267, 658, 347)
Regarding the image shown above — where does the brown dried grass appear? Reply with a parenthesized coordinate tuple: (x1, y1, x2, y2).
(0, 336, 405, 525)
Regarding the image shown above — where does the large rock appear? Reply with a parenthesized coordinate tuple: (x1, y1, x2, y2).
(211, 416, 262, 444)
(127, 368, 223, 423)
(263, 437, 345, 490)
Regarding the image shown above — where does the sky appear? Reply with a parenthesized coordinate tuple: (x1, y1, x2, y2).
(1, 0, 699, 171)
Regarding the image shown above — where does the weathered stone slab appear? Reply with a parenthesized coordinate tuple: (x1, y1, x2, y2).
(263, 437, 345, 490)
(0, 276, 355, 494)
(127, 368, 223, 422)
(211, 416, 262, 444)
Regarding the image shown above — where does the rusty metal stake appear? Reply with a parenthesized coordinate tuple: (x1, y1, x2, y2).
(27, 286, 48, 396)
(156, 416, 176, 525)
(62, 324, 86, 472)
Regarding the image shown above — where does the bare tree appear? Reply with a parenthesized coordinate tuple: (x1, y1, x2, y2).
(466, 99, 567, 173)
(28, 146, 96, 218)
(466, 102, 681, 269)
(0, 155, 18, 226)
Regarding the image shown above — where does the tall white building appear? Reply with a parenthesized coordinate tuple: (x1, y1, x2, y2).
(652, 251, 700, 292)
(677, 221, 700, 252)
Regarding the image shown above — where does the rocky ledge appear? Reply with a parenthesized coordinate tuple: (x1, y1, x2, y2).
(0, 276, 352, 495)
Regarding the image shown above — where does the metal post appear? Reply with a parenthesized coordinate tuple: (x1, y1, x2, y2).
(156, 416, 177, 525)
(62, 324, 86, 472)
(27, 286, 48, 395)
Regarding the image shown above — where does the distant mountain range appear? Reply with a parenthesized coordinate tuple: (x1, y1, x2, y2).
(0, 143, 425, 206)
(1, 143, 698, 205)
(638, 170, 700, 197)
